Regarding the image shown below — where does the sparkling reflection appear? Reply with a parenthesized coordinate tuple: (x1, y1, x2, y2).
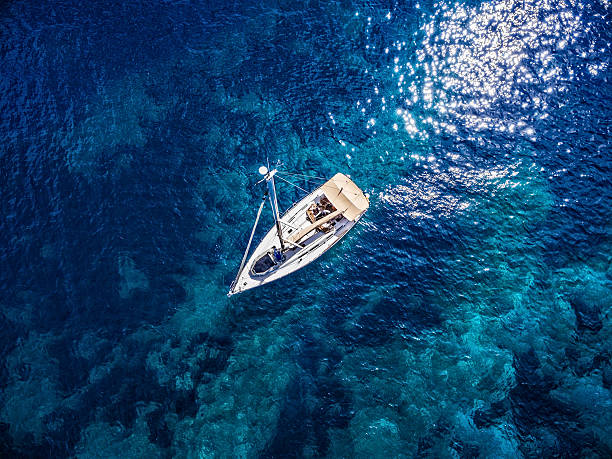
(416, 0, 585, 133)
(357, 0, 599, 141)
(380, 160, 541, 221)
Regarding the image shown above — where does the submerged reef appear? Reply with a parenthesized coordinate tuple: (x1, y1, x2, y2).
(1, 0, 611, 457)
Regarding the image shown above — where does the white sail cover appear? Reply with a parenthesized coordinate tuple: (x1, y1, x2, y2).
(320, 173, 369, 221)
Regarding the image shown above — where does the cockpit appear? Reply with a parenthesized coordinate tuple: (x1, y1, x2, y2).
(306, 195, 338, 233)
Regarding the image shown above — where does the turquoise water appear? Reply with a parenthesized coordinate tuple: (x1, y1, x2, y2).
(1, 0, 611, 456)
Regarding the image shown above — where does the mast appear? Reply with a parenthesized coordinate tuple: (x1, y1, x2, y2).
(261, 166, 286, 251)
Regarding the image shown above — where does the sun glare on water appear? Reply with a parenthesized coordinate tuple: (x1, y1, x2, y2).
(357, 0, 596, 141)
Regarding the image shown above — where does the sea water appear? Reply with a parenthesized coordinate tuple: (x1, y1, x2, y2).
(1, 0, 611, 457)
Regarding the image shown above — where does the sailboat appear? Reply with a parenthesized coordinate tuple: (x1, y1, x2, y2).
(228, 166, 369, 296)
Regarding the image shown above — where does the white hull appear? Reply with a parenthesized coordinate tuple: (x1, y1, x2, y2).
(228, 187, 362, 296)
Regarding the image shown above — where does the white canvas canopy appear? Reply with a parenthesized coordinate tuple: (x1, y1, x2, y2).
(320, 173, 369, 221)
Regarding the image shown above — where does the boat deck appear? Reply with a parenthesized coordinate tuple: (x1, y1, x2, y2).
(228, 171, 368, 296)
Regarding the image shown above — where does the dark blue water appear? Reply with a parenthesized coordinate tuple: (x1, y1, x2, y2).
(1, 0, 611, 456)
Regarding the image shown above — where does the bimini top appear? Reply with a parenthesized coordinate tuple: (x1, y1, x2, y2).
(320, 173, 369, 221)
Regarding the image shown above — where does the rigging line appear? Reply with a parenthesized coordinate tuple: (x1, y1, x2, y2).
(278, 171, 365, 198)
(274, 174, 310, 194)
(278, 172, 365, 198)
(231, 191, 268, 288)
(276, 170, 327, 181)
(276, 172, 325, 188)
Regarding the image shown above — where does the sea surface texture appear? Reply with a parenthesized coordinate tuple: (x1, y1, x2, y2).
(1, 0, 611, 457)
